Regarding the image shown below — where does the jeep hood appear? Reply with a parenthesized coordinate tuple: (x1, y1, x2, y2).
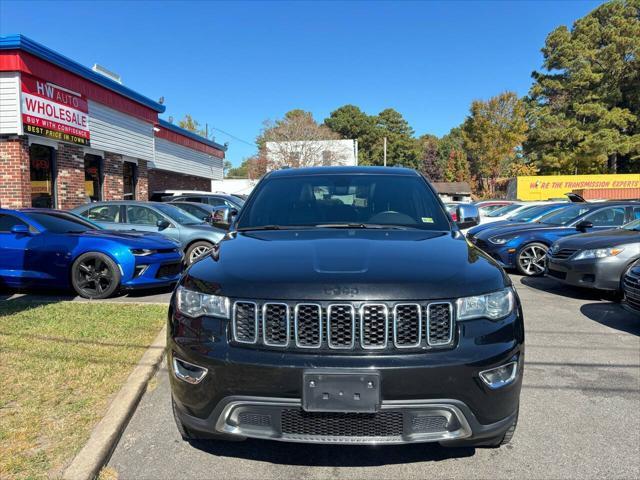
(183, 229, 510, 301)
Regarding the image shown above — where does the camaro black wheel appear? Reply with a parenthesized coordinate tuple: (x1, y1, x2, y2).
(516, 242, 548, 276)
(186, 241, 213, 265)
(71, 252, 121, 299)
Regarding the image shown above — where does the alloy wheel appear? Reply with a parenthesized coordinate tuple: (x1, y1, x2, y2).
(518, 245, 548, 276)
(189, 245, 211, 263)
(75, 256, 114, 296)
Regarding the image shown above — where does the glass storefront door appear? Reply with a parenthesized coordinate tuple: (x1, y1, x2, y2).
(29, 144, 55, 208)
(84, 154, 102, 202)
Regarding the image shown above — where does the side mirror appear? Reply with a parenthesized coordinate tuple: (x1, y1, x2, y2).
(211, 206, 237, 230)
(455, 204, 480, 230)
(156, 219, 171, 230)
(576, 220, 593, 232)
(11, 224, 30, 235)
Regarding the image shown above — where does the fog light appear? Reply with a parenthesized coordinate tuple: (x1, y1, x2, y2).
(172, 356, 208, 384)
(479, 361, 518, 389)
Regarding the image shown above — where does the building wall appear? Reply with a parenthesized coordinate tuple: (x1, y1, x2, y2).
(0, 72, 21, 135)
(152, 137, 223, 180)
(148, 168, 211, 193)
(136, 159, 148, 201)
(88, 100, 155, 161)
(103, 151, 123, 201)
(56, 143, 86, 209)
(0, 137, 30, 208)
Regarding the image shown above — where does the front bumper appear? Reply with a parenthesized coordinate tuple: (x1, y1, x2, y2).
(546, 256, 626, 291)
(168, 305, 524, 444)
(121, 254, 184, 289)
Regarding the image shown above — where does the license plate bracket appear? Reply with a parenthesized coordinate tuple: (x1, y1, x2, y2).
(302, 370, 381, 413)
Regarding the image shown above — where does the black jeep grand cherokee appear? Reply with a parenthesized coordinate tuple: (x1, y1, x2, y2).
(169, 167, 524, 447)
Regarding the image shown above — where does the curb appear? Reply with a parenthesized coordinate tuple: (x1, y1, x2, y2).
(63, 325, 167, 480)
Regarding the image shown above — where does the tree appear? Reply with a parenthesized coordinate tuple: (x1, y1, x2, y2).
(416, 134, 444, 181)
(324, 105, 378, 164)
(178, 114, 208, 138)
(223, 160, 233, 177)
(371, 109, 420, 169)
(525, 0, 640, 174)
(438, 127, 471, 183)
(462, 92, 528, 196)
(257, 110, 343, 169)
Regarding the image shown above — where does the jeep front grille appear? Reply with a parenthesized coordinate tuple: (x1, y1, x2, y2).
(231, 300, 455, 352)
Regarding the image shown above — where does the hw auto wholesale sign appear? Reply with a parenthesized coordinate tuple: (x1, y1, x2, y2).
(21, 74, 90, 146)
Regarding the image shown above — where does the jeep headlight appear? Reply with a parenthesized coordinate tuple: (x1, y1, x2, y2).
(489, 235, 518, 245)
(573, 247, 624, 260)
(456, 288, 514, 321)
(176, 286, 230, 318)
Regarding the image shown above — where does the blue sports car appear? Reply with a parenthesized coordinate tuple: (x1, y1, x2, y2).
(0, 208, 184, 299)
(470, 202, 640, 276)
(466, 202, 570, 239)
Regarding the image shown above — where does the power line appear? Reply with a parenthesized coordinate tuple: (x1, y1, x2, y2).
(207, 125, 256, 148)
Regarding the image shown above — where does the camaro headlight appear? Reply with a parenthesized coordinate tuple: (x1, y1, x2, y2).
(573, 247, 624, 260)
(176, 286, 230, 318)
(489, 235, 518, 245)
(131, 248, 156, 256)
(456, 288, 514, 321)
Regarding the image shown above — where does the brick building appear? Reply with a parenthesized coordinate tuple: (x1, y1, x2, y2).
(0, 34, 225, 210)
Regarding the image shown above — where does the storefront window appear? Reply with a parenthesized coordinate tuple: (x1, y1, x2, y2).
(84, 154, 102, 202)
(30, 144, 55, 208)
(123, 161, 137, 200)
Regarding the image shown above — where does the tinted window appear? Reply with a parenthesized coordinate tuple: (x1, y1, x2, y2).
(85, 205, 121, 222)
(541, 205, 591, 226)
(126, 206, 163, 226)
(23, 212, 98, 233)
(0, 214, 28, 232)
(154, 203, 203, 225)
(633, 207, 640, 220)
(175, 203, 206, 217)
(584, 207, 626, 227)
(510, 205, 557, 222)
(623, 219, 640, 231)
(206, 197, 226, 206)
(238, 174, 449, 230)
(487, 204, 522, 217)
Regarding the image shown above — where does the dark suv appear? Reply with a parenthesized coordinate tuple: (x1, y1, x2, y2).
(169, 167, 524, 447)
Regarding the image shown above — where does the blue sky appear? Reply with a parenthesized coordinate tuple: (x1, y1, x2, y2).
(1, 0, 603, 166)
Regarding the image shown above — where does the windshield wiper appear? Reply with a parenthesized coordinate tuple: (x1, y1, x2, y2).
(314, 223, 410, 230)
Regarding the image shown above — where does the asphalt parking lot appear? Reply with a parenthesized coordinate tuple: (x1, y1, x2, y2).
(104, 274, 640, 480)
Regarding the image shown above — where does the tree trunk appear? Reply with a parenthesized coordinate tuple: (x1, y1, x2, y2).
(608, 153, 617, 174)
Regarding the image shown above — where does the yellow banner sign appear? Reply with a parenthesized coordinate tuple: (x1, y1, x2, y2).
(517, 174, 640, 201)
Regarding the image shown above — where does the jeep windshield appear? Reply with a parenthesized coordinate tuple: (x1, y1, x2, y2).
(237, 173, 450, 231)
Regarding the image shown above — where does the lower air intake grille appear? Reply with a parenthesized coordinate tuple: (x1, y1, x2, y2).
(281, 410, 404, 437)
(410, 415, 448, 433)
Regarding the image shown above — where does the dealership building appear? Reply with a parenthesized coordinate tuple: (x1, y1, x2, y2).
(0, 34, 225, 210)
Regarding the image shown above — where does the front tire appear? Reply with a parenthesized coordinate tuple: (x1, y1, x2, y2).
(516, 242, 548, 276)
(186, 241, 213, 265)
(71, 252, 121, 299)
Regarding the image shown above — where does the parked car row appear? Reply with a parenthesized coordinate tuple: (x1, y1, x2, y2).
(0, 197, 242, 299)
(465, 200, 640, 314)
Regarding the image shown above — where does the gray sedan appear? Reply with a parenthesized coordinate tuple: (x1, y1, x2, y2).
(72, 201, 225, 264)
(546, 219, 640, 294)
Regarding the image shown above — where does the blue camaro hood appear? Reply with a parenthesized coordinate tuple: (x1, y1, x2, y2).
(73, 229, 179, 249)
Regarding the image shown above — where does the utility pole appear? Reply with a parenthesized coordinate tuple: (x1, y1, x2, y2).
(383, 137, 387, 167)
